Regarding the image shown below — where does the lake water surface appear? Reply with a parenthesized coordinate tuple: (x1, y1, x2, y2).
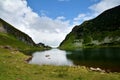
(29, 48, 120, 72)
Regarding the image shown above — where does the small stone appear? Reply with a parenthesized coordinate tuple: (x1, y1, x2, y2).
(45, 55, 50, 57)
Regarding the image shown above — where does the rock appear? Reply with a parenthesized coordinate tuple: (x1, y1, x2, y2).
(25, 56, 32, 62)
(3, 45, 12, 50)
(48, 58, 51, 59)
(90, 67, 105, 72)
(45, 55, 50, 57)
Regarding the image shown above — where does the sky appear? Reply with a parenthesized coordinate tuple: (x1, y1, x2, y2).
(0, 0, 120, 47)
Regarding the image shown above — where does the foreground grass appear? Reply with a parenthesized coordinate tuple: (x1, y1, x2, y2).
(0, 48, 120, 80)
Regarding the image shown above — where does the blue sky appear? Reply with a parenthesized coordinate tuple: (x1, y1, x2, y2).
(0, 0, 120, 47)
(27, 0, 99, 20)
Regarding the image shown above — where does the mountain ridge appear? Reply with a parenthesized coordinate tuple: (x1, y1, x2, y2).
(0, 18, 36, 46)
(0, 18, 50, 51)
(59, 5, 120, 50)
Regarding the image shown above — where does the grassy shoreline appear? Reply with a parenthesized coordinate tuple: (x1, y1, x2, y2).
(0, 48, 120, 80)
(59, 45, 120, 51)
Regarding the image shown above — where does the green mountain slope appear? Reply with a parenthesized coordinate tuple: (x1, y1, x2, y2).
(0, 18, 49, 51)
(59, 5, 120, 50)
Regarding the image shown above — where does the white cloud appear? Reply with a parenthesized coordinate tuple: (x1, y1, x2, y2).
(73, 13, 94, 25)
(0, 0, 73, 47)
(1, 0, 120, 47)
(89, 0, 120, 14)
(73, 0, 120, 25)
(40, 10, 48, 16)
(73, 14, 86, 21)
(56, 16, 66, 20)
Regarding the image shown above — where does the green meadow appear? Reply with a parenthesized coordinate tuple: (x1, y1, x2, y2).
(0, 48, 120, 80)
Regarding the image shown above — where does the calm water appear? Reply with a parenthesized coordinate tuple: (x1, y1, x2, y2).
(29, 49, 73, 66)
(29, 48, 120, 72)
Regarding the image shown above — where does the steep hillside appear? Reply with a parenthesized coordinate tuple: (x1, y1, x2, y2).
(0, 18, 49, 51)
(59, 5, 120, 50)
(0, 18, 36, 46)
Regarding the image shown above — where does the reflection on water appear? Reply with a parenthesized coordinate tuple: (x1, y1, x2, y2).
(67, 48, 120, 72)
(29, 49, 73, 66)
(29, 48, 120, 72)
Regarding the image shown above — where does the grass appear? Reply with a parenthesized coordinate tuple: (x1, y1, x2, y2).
(0, 32, 47, 55)
(0, 48, 120, 80)
(59, 30, 120, 50)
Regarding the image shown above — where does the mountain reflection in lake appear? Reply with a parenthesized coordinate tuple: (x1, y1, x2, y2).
(66, 48, 120, 72)
(29, 48, 120, 72)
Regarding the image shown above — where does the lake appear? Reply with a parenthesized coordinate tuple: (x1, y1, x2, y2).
(29, 48, 120, 72)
